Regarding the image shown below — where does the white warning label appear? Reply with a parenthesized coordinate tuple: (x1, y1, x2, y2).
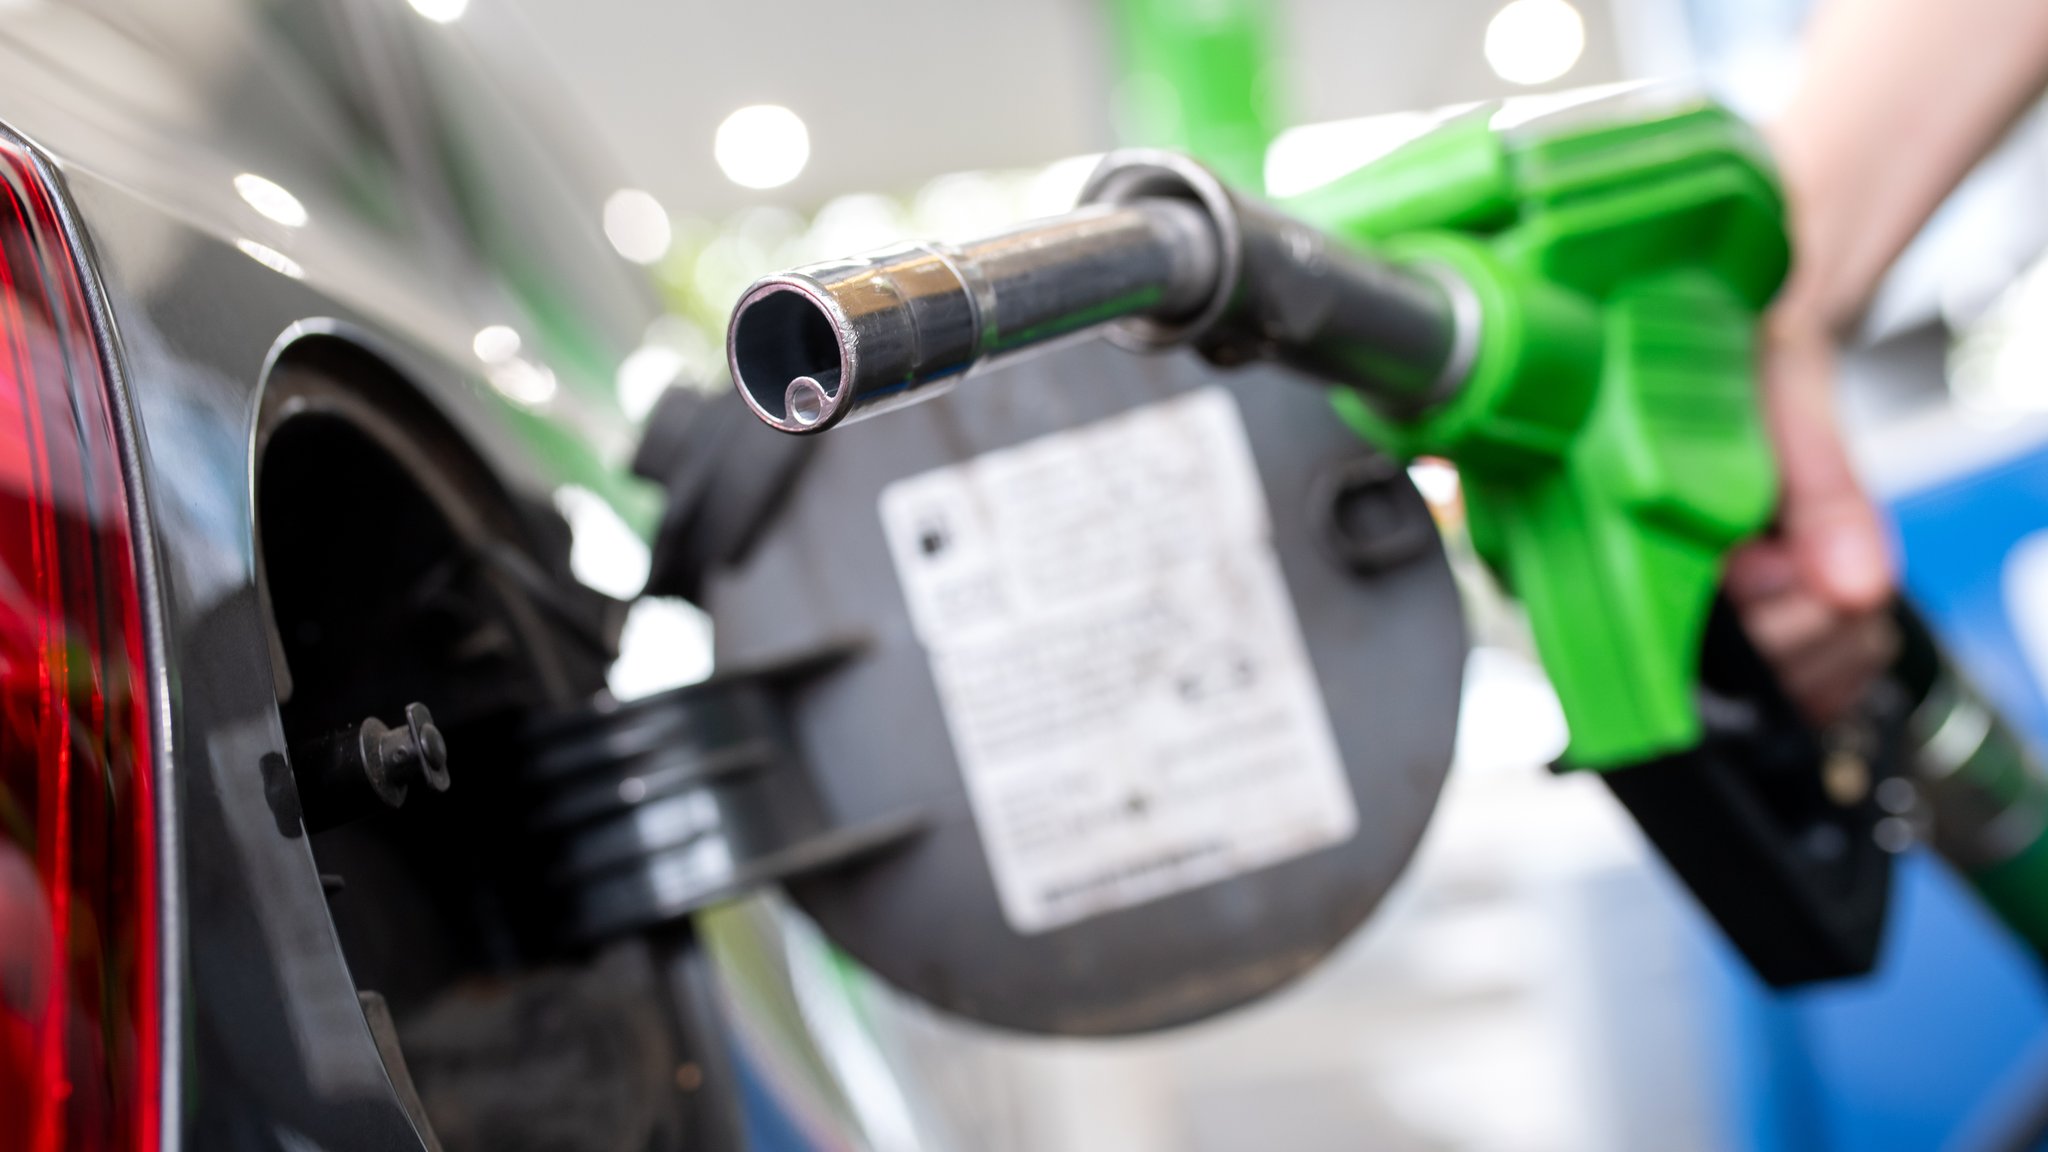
(879, 387, 1357, 934)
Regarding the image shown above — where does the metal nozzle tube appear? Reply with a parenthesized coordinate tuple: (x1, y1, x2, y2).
(1910, 663, 2048, 872)
(727, 150, 1476, 435)
(729, 199, 1220, 434)
(1892, 609, 2048, 959)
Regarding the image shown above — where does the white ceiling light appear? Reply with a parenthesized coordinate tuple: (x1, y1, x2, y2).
(714, 105, 810, 191)
(472, 324, 522, 363)
(233, 173, 307, 228)
(603, 188, 673, 264)
(406, 0, 468, 23)
(1484, 0, 1585, 86)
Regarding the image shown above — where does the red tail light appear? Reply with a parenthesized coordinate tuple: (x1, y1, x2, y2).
(0, 140, 161, 1151)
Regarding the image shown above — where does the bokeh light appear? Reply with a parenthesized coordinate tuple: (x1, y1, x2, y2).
(714, 104, 811, 190)
(1484, 0, 1585, 86)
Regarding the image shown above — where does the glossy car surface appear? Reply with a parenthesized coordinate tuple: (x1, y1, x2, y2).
(0, 0, 686, 1146)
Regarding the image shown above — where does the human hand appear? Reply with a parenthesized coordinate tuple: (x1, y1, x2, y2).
(1722, 0, 2048, 727)
(1726, 309, 1897, 727)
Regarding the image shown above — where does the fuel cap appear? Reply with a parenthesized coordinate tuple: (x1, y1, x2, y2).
(704, 340, 1464, 1035)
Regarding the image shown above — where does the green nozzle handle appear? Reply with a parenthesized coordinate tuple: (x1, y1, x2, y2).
(1295, 97, 1791, 770)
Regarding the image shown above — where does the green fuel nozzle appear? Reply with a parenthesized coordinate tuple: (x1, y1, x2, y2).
(726, 96, 1787, 771)
(1293, 100, 1791, 770)
(720, 94, 2048, 972)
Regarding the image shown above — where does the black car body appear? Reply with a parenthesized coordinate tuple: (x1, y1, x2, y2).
(0, 2, 815, 1148)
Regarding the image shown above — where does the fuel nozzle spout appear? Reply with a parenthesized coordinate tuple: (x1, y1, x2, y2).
(727, 151, 1477, 435)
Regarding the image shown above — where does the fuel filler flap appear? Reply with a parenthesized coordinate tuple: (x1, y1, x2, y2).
(693, 341, 1464, 1035)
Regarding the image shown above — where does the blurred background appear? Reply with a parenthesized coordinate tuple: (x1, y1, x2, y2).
(385, 0, 2048, 1148)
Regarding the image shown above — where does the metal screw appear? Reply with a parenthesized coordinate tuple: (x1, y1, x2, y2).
(290, 701, 451, 832)
(363, 702, 452, 802)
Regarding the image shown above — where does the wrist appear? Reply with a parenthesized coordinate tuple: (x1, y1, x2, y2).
(1764, 122, 1853, 337)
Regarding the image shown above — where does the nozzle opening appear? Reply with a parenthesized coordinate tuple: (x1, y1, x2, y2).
(730, 284, 845, 430)
(787, 376, 829, 426)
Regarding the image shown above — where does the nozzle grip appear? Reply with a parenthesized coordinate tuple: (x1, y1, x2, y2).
(1603, 596, 1901, 986)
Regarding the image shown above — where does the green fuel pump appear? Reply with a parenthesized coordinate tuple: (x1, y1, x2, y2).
(718, 95, 2048, 982)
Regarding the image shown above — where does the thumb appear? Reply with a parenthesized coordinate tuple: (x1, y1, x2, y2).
(1762, 325, 1894, 612)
